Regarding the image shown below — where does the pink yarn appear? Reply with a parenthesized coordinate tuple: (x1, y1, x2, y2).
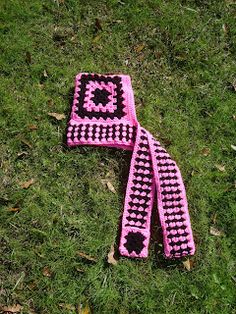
(67, 73, 195, 259)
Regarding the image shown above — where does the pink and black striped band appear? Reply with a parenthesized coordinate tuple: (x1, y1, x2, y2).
(66, 73, 195, 259)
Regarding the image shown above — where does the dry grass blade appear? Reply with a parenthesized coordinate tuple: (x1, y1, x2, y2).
(76, 267, 85, 273)
(20, 138, 32, 148)
(106, 181, 116, 193)
(77, 251, 97, 262)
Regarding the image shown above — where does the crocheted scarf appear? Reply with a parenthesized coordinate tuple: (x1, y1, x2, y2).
(66, 73, 195, 259)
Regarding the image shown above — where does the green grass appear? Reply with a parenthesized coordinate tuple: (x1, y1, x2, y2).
(0, 0, 236, 313)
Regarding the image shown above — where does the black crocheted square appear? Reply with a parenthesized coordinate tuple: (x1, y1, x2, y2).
(124, 231, 146, 255)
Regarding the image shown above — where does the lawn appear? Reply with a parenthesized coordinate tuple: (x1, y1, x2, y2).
(0, 0, 236, 313)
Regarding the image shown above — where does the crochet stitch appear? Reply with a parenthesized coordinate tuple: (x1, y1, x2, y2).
(66, 73, 195, 259)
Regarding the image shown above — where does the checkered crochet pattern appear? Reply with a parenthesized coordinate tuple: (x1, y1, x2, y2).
(66, 73, 195, 259)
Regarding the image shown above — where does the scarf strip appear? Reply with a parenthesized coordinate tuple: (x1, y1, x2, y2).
(67, 73, 195, 259)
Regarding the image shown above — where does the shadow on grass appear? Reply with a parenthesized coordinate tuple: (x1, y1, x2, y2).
(62, 86, 75, 149)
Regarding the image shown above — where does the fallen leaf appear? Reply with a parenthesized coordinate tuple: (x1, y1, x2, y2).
(92, 34, 102, 43)
(182, 258, 191, 271)
(78, 303, 91, 314)
(28, 124, 38, 131)
(8, 207, 20, 212)
(201, 147, 210, 156)
(19, 178, 35, 189)
(135, 44, 145, 53)
(231, 144, 236, 151)
(42, 266, 52, 277)
(0, 304, 23, 313)
(215, 164, 225, 172)
(106, 181, 116, 193)
(210, 226, 224, 236)
(21, 138, 32, 149)
(77, 252, 97, 262)
(43, 69, 48, 78)
(48, 112, 66, 120)
(107, 244, 118, 266)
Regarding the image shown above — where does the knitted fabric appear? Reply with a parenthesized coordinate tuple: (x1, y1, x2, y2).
(66, 73, 195, 259)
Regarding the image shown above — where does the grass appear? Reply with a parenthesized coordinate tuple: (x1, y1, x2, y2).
(0, 0, 236, 313)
